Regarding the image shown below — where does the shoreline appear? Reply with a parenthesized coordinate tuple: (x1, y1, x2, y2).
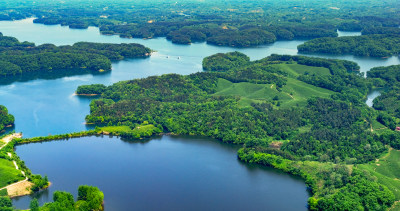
(74, 93, 100, 96)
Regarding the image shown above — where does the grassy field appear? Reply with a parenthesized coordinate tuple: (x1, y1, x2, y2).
(214, 78, 334, 107)
(271, 63, 331, 77)
(100, 124, 160, 138)
(99, 126, 132, 133)
(0, 159, 24, 188)
(358, 148, 400, 206)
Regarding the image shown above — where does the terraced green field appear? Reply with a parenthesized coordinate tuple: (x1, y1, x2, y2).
(214, 78, 334, 107)
(359, 148, 400, 207)
(0, 159, 24, 188)
(271, 63, 331, 77)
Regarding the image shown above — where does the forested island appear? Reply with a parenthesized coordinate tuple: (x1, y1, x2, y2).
(0, 106, 13, 132)
(0, 33, 151, 76)
(298, 34, 400, 57)
(76, 52, 400, 210)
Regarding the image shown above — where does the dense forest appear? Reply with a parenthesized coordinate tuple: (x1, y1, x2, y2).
(77, 52, 400, 210)
(0, 33, 151, 76)
(297, 34, 400, 57)
(368, 65, 400, 120)
(0, 0, 399, 47)
(0, 105, 14, 132)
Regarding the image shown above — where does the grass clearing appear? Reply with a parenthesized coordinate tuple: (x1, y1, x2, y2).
(99, 126, 132, 133)
(214, 78, 334, 107)
(0, 159, 24, 188)
(99, 124, 160, 138)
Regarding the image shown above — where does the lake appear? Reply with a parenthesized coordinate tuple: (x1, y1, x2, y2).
(0, 18, 399, 210)
(13, 135, 310, 210)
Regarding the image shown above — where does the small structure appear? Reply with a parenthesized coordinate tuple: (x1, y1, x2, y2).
(396, 127, 400, 131)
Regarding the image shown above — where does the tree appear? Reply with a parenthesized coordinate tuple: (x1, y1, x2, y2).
(0, 197, 12, 208)
(30, 198, 39, 211)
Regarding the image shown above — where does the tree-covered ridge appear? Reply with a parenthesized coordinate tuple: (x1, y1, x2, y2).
(297, 34, 400, 57)
(0, 106, 13, 132)
(0, 34, 151, 76)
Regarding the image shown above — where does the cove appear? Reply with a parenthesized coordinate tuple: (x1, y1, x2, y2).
(13, 135, 309, 210)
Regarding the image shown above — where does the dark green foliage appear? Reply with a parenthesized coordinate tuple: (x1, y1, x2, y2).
(30, 198, 39, 211)
(0, 189, 7, 197)
(316, 169, 395, 211)
(0, 35, 151, 76)
(298, 35, 400, 57)
(281, 98, 386, 162)
(0, 197, 12, 208)
(368, 65, 400, 86)
(77, 185, 104, 211)
(0, 105, 14, 132)
(76, 84, 107, 95)
(30, 174, 48, 192)
(202, 51, 250, 72)
(368, 65, 400, 118)
(46, 191, 75, 210)
(338, 22, 364, 31)
(362, 27, 400, 35)
(206, 28, 277, 47)
(40, 186, 103, 211)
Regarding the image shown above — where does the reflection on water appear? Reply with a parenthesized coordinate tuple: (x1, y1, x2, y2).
(0, 69, 110, 86)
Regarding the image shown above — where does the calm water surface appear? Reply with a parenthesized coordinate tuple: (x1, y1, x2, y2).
(14, 135, 309, 210)
(0, 18, 399, 210)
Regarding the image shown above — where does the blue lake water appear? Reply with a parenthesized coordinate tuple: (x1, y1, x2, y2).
(14, 135, 310, 210)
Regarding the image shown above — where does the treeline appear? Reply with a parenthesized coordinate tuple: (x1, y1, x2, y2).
(76, 84, 107, 95)
(298, 34, 400, 57)
(0, 105, 14, 132)
(0, 34, 151, 76)
(26, 185, 104, 211)
(338, 16, 400, 32)
(102, 22, 337, 47)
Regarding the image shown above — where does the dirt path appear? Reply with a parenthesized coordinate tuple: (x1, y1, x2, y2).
(0, 133, 22, 150)
(0, 133, 31, 196)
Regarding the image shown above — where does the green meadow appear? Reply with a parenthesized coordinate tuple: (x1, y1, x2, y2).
(358, 149, 400, 210)
(0, 159, 24, 188)
(214, 77, 334, 107)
